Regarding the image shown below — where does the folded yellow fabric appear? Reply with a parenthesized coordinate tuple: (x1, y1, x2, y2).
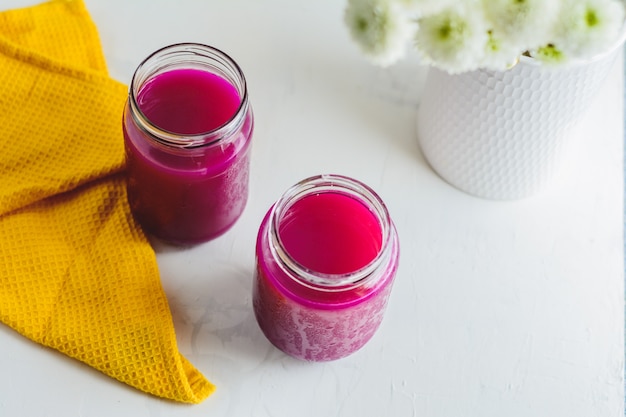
(0, 0, 214, 404)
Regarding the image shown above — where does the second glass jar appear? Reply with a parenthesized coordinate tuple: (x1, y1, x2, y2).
(253, 174, 400, 361)
(123, 43, 254, 245)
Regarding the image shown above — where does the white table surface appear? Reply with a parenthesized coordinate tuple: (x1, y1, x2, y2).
(1, 1, 624, 416)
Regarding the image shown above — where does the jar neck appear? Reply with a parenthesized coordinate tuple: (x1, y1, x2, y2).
(268, 174, 395, 293)
(128, 43, 249, 149)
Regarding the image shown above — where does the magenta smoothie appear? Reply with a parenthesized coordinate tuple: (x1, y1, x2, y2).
(123, 44, 253, 244)
(253, 175, 399, 361)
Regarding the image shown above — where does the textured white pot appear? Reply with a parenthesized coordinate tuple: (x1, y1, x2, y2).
(416, 38, 624, 200)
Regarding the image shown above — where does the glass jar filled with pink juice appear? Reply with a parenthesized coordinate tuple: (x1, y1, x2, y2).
(123, 43, 253, 245)
(253, 175, 400, 361)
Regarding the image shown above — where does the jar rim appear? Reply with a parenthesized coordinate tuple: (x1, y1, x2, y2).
(129, 42, 249, 149)
(268, 174, 395, 292)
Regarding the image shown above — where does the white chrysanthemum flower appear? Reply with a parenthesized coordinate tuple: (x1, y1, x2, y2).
(343, 0, 626, 72)
(482, 0, 560, 50)
(480, 29, 525, 71)
(551, 0, 625, 60)
(344, 0, 414, 67)
(414, 5, 489, 73)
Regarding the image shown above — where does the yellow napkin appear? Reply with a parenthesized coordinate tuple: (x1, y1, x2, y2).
(0, 0, 215, 404)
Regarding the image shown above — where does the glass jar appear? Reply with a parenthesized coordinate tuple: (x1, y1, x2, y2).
(123, 43, 253, 245)
(253, 174, 400, 361)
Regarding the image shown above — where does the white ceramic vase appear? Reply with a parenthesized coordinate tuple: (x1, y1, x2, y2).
(416, 40, 624, 200)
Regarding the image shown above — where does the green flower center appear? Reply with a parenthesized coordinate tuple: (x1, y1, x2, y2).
(536, 44, 564, 63)
(436, 16, 467, 42)
(585, 9, 599, 27)
(486, 31, 500, 52)
(357, 17, 369, 33)
(438, 24, 451, 39)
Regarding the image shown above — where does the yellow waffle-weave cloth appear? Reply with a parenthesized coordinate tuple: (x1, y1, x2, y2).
(0, 0, 215, 404)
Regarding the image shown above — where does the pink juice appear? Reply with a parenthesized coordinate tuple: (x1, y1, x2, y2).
(137, 69, 241, 135)
(253, 176, 399, 361)
(123, 62, 253, 244)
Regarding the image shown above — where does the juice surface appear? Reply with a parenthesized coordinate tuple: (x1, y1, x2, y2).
(137, 68, 240, 134)
(278, 192, 383, 275)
